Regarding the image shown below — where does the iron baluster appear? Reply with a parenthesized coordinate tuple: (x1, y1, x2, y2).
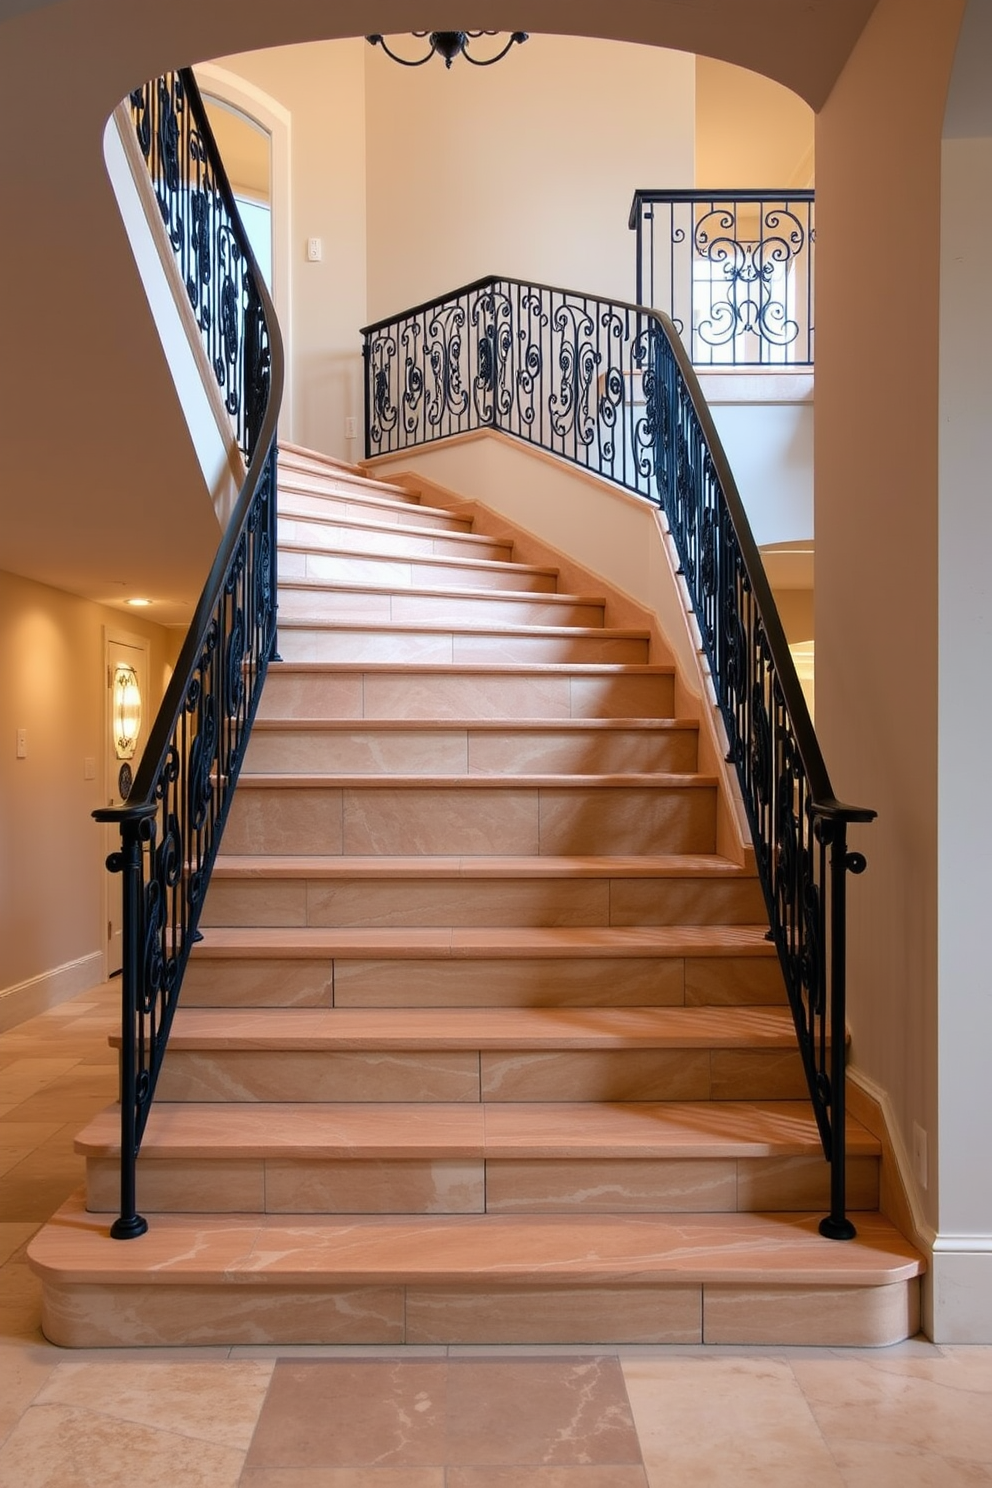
(97, 71, 282, 1236)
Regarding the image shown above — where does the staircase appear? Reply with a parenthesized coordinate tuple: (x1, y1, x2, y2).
(29, 442, 923, 1348)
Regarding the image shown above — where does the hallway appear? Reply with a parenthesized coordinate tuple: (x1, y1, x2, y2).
(0, 984, 989, 1485)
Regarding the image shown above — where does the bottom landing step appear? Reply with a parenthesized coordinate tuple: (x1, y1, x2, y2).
(29, 1193, 924, 1349)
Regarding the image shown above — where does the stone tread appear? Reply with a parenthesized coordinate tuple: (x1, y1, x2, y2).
(137, 1004, 802, 1051)
(209, 853, 748, 880)
(278, 553, 563, 586)
(275, 617, 651, 640)
(28, 1194, 925, 1288)
(190, 924, 779, 958)
(231, 772, 718, 790)
(75, 1100, 880, 1162)
(277, 508, 511, 553)
(248, 718, 699, 732)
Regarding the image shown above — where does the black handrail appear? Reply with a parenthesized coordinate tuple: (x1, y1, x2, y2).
(629, 188, 815, 366)
(94, 68, 283, 1239)
(363, 275, 874, 1237)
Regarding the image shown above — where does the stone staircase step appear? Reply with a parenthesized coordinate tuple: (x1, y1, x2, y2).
(147, 1005, 811, 1104)
(77, 1100, 880, 1218)
(277, 509, 513, 562)
(220, 773, 718, 857)
(201, 851, 765, 929)
(277, 582, 605, 630)
(256, 663, 678, 722)
(279, 546, 560, 594)
(242, 718, 701, 776)
(279, 481, 471, 532)
(274, 618, 651, 666)
(183, 923, 786, 1009)
(29, 1193, 924, 1348)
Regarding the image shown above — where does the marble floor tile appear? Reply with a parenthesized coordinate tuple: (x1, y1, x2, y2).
(0, 1223, 37, 1268)
(35, 1359, 274, 1449)
(443, 1356, 643, 1466)
(447, 1471, 649, 1488)
(245, 1357, 645, 1473)
(0, 1340, 59, 1449)
(247, 1358, 450, 1468)
(241, 1469, 445, 1486)
(0, 1402, 247, 1488)
(622, 1357, 845, 1488)
(792, 1354, 992, 1472)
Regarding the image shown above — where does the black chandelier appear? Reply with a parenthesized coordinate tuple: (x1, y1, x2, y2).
(365, 31, 528, 68)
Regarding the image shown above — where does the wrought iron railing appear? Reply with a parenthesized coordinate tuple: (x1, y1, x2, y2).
(629, 189, 814, 367)
(94, 68, 283, 1238)
(363, 276, 873, 1237)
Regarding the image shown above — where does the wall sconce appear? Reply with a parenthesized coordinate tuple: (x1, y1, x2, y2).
(113, 663, 142, 761)
(366, 31, 528, 69)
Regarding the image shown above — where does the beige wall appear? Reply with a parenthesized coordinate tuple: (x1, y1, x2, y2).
(365, 35, 694, 320)
(213, 40, 369, 460)
(815, 0, 966, 1258)
(0, 570, 178, 1024)
(695, 57, 814, 187)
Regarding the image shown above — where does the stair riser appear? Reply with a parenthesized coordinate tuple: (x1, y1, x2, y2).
(181, 954, 787, 1009)
(279, 549, 558, 594)
(242, 725, 699, 776)
(256, 670, 677, 722)
(84, 1154, 879, 1217)
(39, 1276, 921, 1349)
(281, 488, 470, 532)
(155, 1047, 808, 1104)
(221, 784, 717, 857)
(274, 627, 649, 666)
(200, 874, 765, 930)
(280, 471, 424, 505)
(277, 590, 604, 630)
(278, 516, 511, 562)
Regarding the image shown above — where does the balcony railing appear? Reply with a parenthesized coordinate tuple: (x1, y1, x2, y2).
(629, 189, 815, 367)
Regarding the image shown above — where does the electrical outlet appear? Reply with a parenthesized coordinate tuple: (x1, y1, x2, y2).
(345, 416, 358, 440)
(15, 727, 27, 759)
(84, 756, 96, 780)
(306, 236, 322, 262)
(913, 1121, 928, 1188)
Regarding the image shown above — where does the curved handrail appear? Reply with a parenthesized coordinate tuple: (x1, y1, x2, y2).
(363, 274, 874, 1237)
(94, 68, 284, 1238)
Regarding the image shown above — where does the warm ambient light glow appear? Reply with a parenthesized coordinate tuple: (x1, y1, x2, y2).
(126, 597, 152, 607)
(112, 663, 142, 760)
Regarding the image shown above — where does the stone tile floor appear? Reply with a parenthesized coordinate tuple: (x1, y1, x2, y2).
(1, 981, 991, 1487)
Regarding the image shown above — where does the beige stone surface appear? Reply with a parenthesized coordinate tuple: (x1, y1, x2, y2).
(622, 1357, 845, 1488)
(404, 1287, 702, 1345)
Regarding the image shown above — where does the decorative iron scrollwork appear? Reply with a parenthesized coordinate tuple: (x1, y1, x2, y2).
(99, 69, 283, 1241)
(630, 190, 815, 367)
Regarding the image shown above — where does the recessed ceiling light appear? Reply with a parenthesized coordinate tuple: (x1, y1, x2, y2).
(126, 597, 152, 607)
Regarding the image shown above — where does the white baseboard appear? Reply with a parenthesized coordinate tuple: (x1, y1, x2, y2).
(0, 952, 106, 1034)
(931, 1246, 992, 1342)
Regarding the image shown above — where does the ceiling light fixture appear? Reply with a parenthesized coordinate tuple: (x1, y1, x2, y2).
(366, 30, 528, 69)
(126, 597, 152, 607)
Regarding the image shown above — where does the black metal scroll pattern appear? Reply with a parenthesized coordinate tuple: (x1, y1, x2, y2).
(362, 275, 872, 1235)
(629, 190, 815, 367)
(98, 66, 282, 1239)
(693, 205, 805, 353)
(128, 71, 271, 463)
(98, 449, 277, 1233)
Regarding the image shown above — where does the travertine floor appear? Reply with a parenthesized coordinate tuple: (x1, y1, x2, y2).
(1, 982, 990, 1487)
